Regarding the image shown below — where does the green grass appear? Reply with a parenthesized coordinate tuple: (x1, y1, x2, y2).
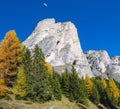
(0, 96, 80, 109)
(0, 95, 108, 109)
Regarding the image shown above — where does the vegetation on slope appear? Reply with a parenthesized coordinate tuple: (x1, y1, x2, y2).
(0, 31, 120, 109)
(0, 96, 80, 109)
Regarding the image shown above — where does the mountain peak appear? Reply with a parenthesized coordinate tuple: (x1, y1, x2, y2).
(22, 18, 120, 82)
(23, 18, 93, 77)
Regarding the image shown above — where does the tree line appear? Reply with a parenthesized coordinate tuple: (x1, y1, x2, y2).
(0, 30, 120, 108)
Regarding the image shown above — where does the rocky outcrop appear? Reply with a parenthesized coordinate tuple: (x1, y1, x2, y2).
(85, 50, 111, 79)
(23, 18, 120, 82)
(23, 18, 93, 77)
(107, 64, 120, 82)
(85, 50, 111, 73)
(111, 56, 120, 65)
(85, 50, 120, 82)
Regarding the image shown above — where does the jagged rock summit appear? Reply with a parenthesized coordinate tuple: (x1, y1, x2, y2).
(22, 18, 120, 82)
(23, 18, 93, 77)
(85, 50, 111, 79)
(85, 50, 120, 82)
(85, 50, 111, 73)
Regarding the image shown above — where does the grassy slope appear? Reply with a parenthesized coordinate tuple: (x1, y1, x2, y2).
(87, 100, 99, 109)
(0, 96, 80, 109)
(0, 96, 109, 109)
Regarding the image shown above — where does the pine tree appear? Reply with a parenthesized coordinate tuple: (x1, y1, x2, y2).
(27, 73, 52, 102)
(69, 67, 88, 104)
(69, 67, 80, 101)
(96, 79, 109, 107)
(22, 47, 32, 75)
(32, 45, 46, 74)
(52, 69, 62, 84)
(51, 71, 62, 100)
(26, 45, 52, 102)
(12, 67, 27, 98)
(85, 74, 93, 96)
(93, 78, 112, 107)
(61, 68, 70, 97)
(78, 79, 88, 105)
(61, 67, 88, 104)
(90, 84, 100, 104)
(0, 30, 21, 86)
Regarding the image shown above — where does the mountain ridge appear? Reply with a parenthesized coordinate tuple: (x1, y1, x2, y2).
(23, 18, 120, 82)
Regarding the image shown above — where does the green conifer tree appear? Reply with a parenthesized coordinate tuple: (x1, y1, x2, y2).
(27, 45, 52, 102)
(78, 79, 88, 105)
(90, 84, 100, 104)
(69, 67, 80, 100)
(32, 45, 45, 74)
(61, 68, 70, 97)
(22, 47, 32, 75)
(51, 71, 62, 100)
(69, 67, 88, 104)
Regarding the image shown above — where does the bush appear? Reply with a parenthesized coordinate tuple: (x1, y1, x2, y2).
(4, 94, 12, 101)
(24, 101, 33, 104)
(15, 95, 22, 100)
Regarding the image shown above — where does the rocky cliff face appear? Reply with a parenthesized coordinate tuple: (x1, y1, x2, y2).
(23, 18, 93, 77)
(111, 56, 120, 65)
(85, 50, 120, 82)
(23, 18, 120, 82)
(85, 50, 111, 79)
(85, 50, 111, 73)
(109, 56, 120, 82)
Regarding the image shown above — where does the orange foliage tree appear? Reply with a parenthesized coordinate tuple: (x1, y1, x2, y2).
(0, 30, 21, 86)
(100, 77, 107, 89)
(108, 78, 119, 104)
(0, 77, 7, 96)
(44, 62, 53, 75)
(85, 74, 93, 96)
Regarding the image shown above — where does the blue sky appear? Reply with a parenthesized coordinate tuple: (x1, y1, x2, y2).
(0, 0, 120, 56)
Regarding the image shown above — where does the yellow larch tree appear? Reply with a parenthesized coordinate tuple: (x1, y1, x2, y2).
(0, 77, 8, 96)
(101, 77, 107, 89)
(0, 30, 21, 86)
(108, 78, 119, 102)
(12, 67, 27, 98)
(0, 43, 7, 96)
(85, 74, 93, 96)
(44, 62, 53, 75)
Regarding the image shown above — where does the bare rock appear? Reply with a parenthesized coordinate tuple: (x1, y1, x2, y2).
(23, 18, 93, 77)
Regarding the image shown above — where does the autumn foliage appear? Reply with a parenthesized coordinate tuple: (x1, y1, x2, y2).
(108, 78, 119, 104)
(1, 30, 120, 108)
(85, 74, 93, 96)
(0, 77, 7, 96)
(12, 67, 27, 98)
(44, 62, 53, 75)
(0, 30, 21, 86)
(100, 77, 107, 89)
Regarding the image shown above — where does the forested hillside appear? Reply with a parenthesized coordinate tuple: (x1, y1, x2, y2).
(0, 31, 120, 109)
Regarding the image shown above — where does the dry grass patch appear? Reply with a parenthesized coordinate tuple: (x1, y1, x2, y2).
(0, 96, 80, 109)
